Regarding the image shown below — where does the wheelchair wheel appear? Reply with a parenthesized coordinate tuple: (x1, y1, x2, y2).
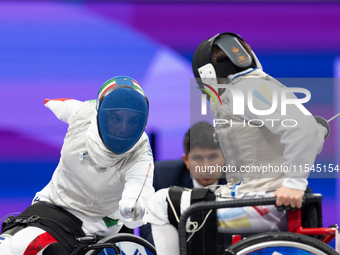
(85, 233, 157, 255)
(222, 232, 338, 255)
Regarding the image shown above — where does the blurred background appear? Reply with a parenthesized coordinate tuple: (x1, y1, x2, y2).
(1, 0, 340, 244)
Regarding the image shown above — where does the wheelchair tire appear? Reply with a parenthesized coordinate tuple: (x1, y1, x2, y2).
(85, 233, 157, 255)
(222, 232, 338, 255)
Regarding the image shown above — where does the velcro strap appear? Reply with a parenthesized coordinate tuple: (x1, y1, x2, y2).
(1, 202, 86, 253)
(166, 186, 185, 229)
(18, 202, 84, 236)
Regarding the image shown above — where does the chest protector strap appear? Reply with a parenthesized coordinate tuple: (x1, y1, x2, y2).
(188, 188, 218, 255)
(166, 186, 218, 255)
(166, 186, 185, 229)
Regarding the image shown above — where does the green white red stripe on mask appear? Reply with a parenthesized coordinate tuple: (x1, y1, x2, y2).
(97, 78, 117, 102)
(133, 80, 145, 96)
(97, 78, 145, 101)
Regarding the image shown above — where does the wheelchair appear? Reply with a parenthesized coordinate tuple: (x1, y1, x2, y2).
(72, 233, 157, 255)
(178, 193, 339, 255)
(0, 209, 157, 255)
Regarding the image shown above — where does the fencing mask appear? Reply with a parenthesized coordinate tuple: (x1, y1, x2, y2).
(96, 76, 149, 154)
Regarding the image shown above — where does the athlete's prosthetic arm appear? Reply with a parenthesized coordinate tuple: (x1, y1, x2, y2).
(233, 81, 327, 191)
(44, 98, 84, 124)
(119, 153, 155, 229)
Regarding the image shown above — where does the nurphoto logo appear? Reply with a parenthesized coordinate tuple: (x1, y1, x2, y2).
(199, 82, 312, 128)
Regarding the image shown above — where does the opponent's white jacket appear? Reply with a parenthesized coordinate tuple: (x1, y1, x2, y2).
(35, 99, 154, 230)
(211, 68, 326, 197)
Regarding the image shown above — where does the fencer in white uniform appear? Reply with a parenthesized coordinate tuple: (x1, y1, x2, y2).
(0, 76, 154, 255)
(147, 33, 328, 255)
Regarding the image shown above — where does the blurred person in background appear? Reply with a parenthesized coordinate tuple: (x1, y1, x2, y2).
(140, 121, 226, 245)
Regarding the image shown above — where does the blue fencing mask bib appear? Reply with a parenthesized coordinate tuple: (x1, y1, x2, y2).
(96, 76, 149, 154)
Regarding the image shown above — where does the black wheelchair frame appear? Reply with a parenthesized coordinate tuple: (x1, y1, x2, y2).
(82, 233, 157, 255)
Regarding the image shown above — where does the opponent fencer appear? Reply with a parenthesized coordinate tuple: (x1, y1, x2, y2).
(147, 33, 329, 255)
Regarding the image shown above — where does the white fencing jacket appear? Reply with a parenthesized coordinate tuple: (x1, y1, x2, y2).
(211, 69, 326, 197)
(37, 99, 154, 229)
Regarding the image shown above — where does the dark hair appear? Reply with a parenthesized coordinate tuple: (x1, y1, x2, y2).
(183, 122, 220, 155)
